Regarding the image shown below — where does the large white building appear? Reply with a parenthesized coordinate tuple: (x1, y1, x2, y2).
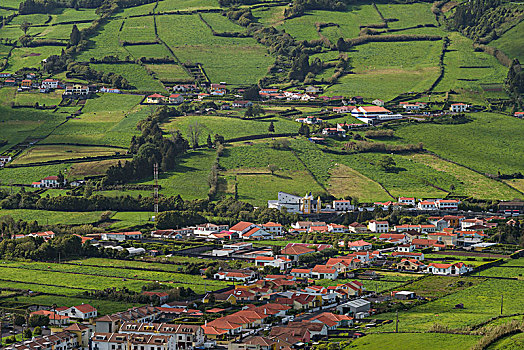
(351, 106, 402, 124)
(268, 192, 322, 214)
(367, 220, 389, 233)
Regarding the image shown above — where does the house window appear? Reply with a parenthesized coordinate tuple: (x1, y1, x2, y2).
(112, 345, 116, 350)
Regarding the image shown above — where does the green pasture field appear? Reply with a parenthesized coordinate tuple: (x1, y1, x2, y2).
(220, 142, 303, 171)
(9, 14, 51, 26)
(156, 14, 273, 85)
(478, 266, 524, 279)
(0, 209, 103, 225)
(120, 16, 156, 42)
(492, 21, 524, 62)
(393, 113, 524, 175)
(222, 169, 326, 206)
(156, 0, 220, 13)
(117, 3, 156, 17)
(349, 333, 481, 350)
(1, 0, 25, 9)
(1, 261, 229, 290)
(156, 14, 252, 47)
(375, 271, 422, 282)
(404, 153, 520, 200)
(200, 13, 245, 32)
(251, 5, 286, 26)
(68, 158, 128, 178)
(502, 258, 524, 267)
(12, 145, 126, 165)
(90, 63, 164, 91)
(1, 295, 138, 316)
(373, 279, 524, 332)
(6, 46, 63, 72)
(0, 280, 86, 296)
(289, 137, 333, 185)
(0, 25, 42, 40)
(488, 332, 524, 350)
(36, 22, 92, 41)
(322, 39, 442, 100)
(328, 163, 392, 202)
(172, 45, 272, 86)
(0, 105, 65, 153)
(67, 257, 221, 271)
(278, 6, 382, 42)
(252, 239, 302, 247)
(106, 211, 155, 230)
(146, 64, 193, 82)
(75, 19, 129, 61)
(43, 93, 144, 146)
(0, 265, 147, 291)
(435, 32, 508, 97)
(125, 44, 172, 59)
(13, 90, 63, 106)
(398, 275, 484, 299)
(50, 8, 99, 24)
(324, 67, 439, 101)
(377, 2, 438, 29)
(0, 44, 11, 58)
(131, 149, 216, 199)
(162, 114, 298, 142)
(349, 40, 442, 73)
(330, 150, 454, 199)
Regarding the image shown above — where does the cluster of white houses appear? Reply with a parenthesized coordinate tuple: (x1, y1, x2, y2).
(268, 193, 460, 214)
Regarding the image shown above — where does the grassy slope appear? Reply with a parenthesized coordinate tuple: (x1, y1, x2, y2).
(393, 113, 524, 175)
(12, 145, 126, 165)
(374, 279, 524, 332)
(349, 333, 481, 350)
(491, 21, 524, 62)
(156, 14, 273, 85)
(43, 93, 144, 146)
(162, 114, 298, 142)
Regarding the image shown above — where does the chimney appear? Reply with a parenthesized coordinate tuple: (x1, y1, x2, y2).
(205, 320, 207, 326)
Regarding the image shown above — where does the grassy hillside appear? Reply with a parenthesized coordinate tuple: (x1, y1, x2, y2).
(491, 21, 524, 62)
(393, 112, 524, 175)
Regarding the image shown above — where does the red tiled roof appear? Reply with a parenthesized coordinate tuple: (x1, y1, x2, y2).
(230, 221, 253, 232)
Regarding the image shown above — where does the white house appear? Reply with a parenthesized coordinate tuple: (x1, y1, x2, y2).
(397, 244, 414, 253)
(450, 103, 468, 113)
(214, 270, 255, 282)
(35, 175, 64, 188)
(372, 99, 384, 106)
(168, 94, 184, 104)
(311, 265, 338, 280)
(367, 220, 389, 233)
(63, 84, 89, 96)
(262, 222, 284, 236)
(290, 268, 312, 278)
(332, 200, 354, 212)
(57, 304, 98, 320)
(435, 199, 459, 210)
(101, 231, 143, 241)
(333, 106, 355, 114)
(255, 256, 292, 271)
(351, 106, 402, 124)
(418, 200, 437, 210)
(146, 94, 165, 104)
(426, 262, 470, 275)
(398, 197, 416, 206)
(41, 79, 60, 89)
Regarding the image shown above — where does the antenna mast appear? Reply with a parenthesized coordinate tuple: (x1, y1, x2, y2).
(154, 163, 159, 215)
